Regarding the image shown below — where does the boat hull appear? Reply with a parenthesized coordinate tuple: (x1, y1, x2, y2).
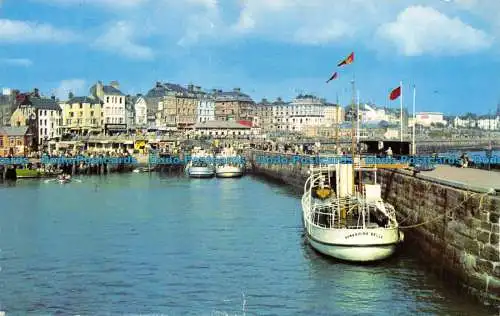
(188, 167, 215, 178)
(304, 222, 402, 262)
(306, 234, 397, 262)
(215, 166, 243, 178)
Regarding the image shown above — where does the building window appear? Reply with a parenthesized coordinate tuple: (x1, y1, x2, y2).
(90, 111, 94, 117)
(106, 97, 109, 103)
(9, 137, 14, 145)
(70, 112, 74, 117)
(0, 137, 3, 147)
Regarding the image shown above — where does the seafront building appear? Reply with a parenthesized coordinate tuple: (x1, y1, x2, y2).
(0, 80, 499, 157)
(90, 81, 127, 134)
(214, 88, 254, 122)
(133, 95, 148, 127)
(0, 126, 33, 156)
(271, 94, 343, 132)
(10, 93, 62, 148)
(60, 96, 103, 135)
(197, 95, 216, 123)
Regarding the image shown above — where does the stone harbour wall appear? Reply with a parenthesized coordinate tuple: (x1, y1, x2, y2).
(247, 150, 500, 308)
(377, 169, 500, 308)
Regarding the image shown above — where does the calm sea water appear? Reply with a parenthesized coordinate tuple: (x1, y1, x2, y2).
(0, 173, 496, 315)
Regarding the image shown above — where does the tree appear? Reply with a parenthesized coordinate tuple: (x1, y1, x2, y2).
(68, 92, 74, 99)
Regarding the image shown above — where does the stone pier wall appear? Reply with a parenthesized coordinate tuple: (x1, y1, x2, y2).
(246, 150, 500, 308)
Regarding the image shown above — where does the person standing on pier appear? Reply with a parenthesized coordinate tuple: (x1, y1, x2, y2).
(386, 147, 393, 158)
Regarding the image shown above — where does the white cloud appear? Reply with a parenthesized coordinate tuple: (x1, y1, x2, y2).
(0, 19, 77, 43)
(230, 0, 382, 45)
(54, 79, 86, 100)
(0, 58, 33, 67)
(22, 0, 500, 57)
(377, 6, 493, 56)
(93, 21, 154, 60)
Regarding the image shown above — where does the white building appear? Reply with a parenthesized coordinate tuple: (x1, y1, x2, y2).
(193, 120, 251, 138)
(90, 81, 126, 128)
(197, 96, 215, 123)
(415, 112, 446, 127)
(453, 116, 476, 128)
(477, 116, 499, 130)
(360, 104, 387, 122)
(11, 96, 62, 145)
(134, 96, 148, 126)
(272, 95, 335, 132)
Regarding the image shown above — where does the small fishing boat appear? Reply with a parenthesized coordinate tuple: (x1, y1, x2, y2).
(57, 174, 71, 184)
(215, 147, 244, 178)
(301, 161, 403, 262)
(186, 148, 215, 178)
(133, 166, 155, 173)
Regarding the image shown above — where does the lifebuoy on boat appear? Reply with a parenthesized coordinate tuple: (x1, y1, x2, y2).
(314, 187, 332, 199)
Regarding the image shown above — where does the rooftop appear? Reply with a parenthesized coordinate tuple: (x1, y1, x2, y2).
(20, 97, 62, 111)
(103, 85, 125, 96)
(214, 89, 253, 103)
(67, 96, 102, 104)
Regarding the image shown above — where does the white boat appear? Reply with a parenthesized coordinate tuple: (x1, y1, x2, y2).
(186, 148, 215, 178)
(301, 161, 403, 262)
(133, 166, 155, 173)
(215, 147, 244, 178)
(57, 174, 71, 184)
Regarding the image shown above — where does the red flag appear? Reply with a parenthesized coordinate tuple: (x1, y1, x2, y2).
(389, 86, 401, 100)
(338, 52, 354, 67)
(326, 72, 338, 83)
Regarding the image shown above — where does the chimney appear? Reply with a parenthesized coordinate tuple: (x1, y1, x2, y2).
(156, 81, 162, 88)
(110, 81, 120, 89)
(187, 84, 194, 91)
(96, 81, 104, 98)
(33, 88, 40, 97)
(195, 86, 201, 92)
(51, 95, 56, 100)
(233, 88, 241, 92)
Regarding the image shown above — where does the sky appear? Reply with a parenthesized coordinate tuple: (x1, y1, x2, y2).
(0, 0, 499, 116)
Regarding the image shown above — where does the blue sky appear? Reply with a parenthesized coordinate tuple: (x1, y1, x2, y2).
(0, 0, 499, 115)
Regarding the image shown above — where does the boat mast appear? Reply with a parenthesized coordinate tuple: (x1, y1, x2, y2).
(350, 78, 356, 195)
(336, 93, 340, 154)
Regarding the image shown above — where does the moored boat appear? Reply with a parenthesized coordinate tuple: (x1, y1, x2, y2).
(215, 147, 244, 178)
(301, 161, 403, 262)
(186, 148, 215, 178)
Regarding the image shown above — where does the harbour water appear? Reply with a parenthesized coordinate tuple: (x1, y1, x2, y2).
(0, 173, 495, 315)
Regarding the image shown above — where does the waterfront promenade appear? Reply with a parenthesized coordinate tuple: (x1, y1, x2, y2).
(413, 165, 500, 192)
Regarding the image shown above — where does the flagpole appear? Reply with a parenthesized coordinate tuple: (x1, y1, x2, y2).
(356, 90, 360, 143)
(336, 93, 340, 154)
(400, 80, 403, 143)
(412, 85, 416, 155)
